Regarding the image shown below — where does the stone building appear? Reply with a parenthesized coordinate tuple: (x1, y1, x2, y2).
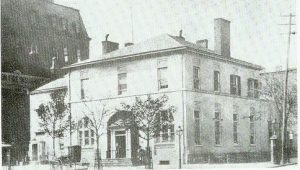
(29, 18, 271, 168)
(1, 0, 90, 164)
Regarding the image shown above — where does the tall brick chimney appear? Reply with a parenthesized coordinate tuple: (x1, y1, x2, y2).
(214, 18, 230, 57)
(102, 34, 119, 54)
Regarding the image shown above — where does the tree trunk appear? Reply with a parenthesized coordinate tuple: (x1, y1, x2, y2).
(96, 135, 101, 170)
(146, 130, 151, 169)
(53, 122, 56, 158)
(53, 137, 56, 158)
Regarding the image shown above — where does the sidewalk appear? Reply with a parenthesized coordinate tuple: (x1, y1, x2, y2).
(183, 158, 298, 169)
(2, 158, 298, 170)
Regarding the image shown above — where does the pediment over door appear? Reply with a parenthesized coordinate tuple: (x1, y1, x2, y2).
(108, 111, 133, 130)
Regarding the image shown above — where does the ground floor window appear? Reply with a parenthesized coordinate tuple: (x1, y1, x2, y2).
(78, 117, 95, 146)
(156, 124, 174, 143)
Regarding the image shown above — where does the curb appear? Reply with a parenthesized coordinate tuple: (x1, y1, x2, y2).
(270, 163, 297, 168)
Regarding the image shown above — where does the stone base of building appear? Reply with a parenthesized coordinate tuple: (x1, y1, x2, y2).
(188, 151, 271, 164)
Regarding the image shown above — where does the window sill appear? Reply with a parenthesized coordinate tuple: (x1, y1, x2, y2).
(81, 146, 95, 149)
(250, 144, 256, 147)
(215, 144, 222, 147)
(195, 144, 203, 147)
(233, 143, 240, 146)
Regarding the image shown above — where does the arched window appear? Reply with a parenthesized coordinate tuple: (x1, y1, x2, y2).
(78, 117, 95, 146)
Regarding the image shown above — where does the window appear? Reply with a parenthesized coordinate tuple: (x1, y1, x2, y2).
(77, 49, 81, 61)
(118, 65, 127, 95)
(63, 47, 68, 63)
(230, 75, 241, 95)
(233, 105, 239, 144)
(72, 22, 78, 34)
(193, 66, 200, 89)
(155, 111, 174, 143)
(78, 117, 95, 146)
(28, 43, 38, 55)
(194, 110, 202, 145)
(250, 107, 255, 145)
(214, 103, 222, 145)
(157, 59, 168, 89)
(248, 78, 259, 98)
(162, 125, 169, 142)
(29, 11, 39, 25)
(214, 71, 220, 92)
(80, 78, 88, 99)
(159, 160, 170, 165)
(63, 19, 68, 31)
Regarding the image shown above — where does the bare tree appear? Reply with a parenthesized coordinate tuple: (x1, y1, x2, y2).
(35, 89, 75, 158)
(80, 101, 109, 170)
(117, 94, 176, 168)
(261, 72, 297, 163)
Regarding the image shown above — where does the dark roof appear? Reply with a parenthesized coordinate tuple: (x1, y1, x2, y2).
(65, 34, 263, 70)
(31, 76, 67, 94)
(260, 68, 297, 75)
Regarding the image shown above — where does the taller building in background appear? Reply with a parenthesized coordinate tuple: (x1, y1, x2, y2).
(1, 0, 90, 164)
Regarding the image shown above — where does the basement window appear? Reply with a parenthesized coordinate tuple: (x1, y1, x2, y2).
(159, 160, 170, 165)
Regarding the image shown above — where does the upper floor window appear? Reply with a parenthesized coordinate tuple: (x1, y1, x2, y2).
(78, 117, 95, 146)
(193, 66, 200, 89)
(63, 47, 68, 63)
(248, 78, 259, 98)
(63, 19, 68, 31)
(118, 65, 127, 95)
(77, 49, 81, 61)
(29, 11, 39, 25)
(157, 59, 168, 89)
(28, 43, 38, 55)
(72, 22, 78, 34)
(233, 105, 239, 144)
(230, 75, 241, 96)
(250, 107, 255, 145)
(194, 110, 202, 145)
(80, 78, 88, 99)
(214, 103, 222, 145)
(214, 71, 220, 92)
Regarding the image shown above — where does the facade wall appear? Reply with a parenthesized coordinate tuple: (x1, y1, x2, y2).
(29, 49, 271, 167)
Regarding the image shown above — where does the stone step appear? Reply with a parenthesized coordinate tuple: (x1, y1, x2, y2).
(97, 158, 133, 167)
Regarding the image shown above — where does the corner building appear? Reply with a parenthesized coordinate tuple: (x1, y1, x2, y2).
(29, 18, 271, 168)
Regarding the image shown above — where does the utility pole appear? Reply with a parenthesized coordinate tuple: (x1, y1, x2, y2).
(279, 13, 296, 165)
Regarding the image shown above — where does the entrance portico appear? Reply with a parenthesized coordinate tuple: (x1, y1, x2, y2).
(106, 111, 139, 163)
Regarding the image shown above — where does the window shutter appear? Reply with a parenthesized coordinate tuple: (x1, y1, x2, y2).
(230, 75, 234, 94)
(237, 76, 241, 95)
(247, 78, 251, 97)
(254, 79, 259, 98)
(214, 71, 218, 91)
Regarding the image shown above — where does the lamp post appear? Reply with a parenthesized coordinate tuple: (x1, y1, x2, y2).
(176, 126, 183, 169)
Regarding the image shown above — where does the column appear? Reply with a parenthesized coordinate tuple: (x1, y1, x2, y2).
(111, 130, 115, 158)
(126, 129, 131, 158)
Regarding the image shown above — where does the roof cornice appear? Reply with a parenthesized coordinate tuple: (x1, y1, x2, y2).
(63, 44, 263, 71)
(63, 46, 187, 69)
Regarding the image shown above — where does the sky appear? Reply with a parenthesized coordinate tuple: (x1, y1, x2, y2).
(55, 0, 297, 71)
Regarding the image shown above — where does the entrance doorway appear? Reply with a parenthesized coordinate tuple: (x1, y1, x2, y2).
(32, 144, 38, 161)
(115, 130, 126, 158)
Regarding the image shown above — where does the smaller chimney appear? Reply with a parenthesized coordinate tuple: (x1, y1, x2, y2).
(196, 39, 208, 48)
(102, 34, 119, 54)
(176, 30, 185, 40)
(124, 42, 134, 47)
